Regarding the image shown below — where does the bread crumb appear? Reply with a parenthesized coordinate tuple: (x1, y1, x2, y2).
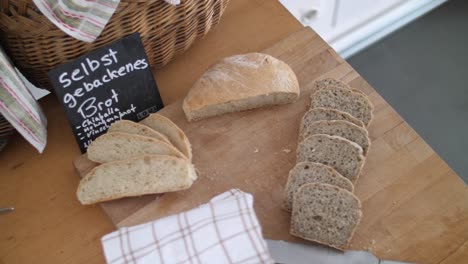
(371, 239, 375, 245)
(253, 148, 259, 153)
(282, 148, 291, 153)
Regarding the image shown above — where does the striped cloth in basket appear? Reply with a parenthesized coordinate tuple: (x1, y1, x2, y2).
(0, 47, 47, 153)
(32, 0, 181, 43)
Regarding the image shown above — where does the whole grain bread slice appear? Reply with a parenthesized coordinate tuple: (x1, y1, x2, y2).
(296, 134, 364, 183)
(310, 87, 374, 126)
(182, 53, 300, 121)
(302, 107, 364, 128)
(108, 120, 171, 145)
(299, 120, 371, 155)
(141, 113, 192, 160)
(283, 162, 354, 212)
(76, 155, 197, 205)
(313, 78, 350, 90)
(290, 183, 362, 250)
(87, 132, 186, 163)
(313, 78, 367, 96)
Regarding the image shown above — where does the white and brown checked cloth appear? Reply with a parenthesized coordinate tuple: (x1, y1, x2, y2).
(101, 189, 274, 264)
(33, 0, 181, 43)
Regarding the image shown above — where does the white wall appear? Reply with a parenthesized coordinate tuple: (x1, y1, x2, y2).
(280, 0, 448, 58)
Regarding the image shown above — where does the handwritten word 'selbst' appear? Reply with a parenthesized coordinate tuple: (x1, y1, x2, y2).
(59, 49, 118, 88)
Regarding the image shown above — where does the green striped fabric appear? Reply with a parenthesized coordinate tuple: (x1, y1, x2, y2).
(0, 47, 47, 153)
(32, 0, 182, 43)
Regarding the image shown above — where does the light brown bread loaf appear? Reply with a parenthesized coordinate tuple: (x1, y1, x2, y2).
(310, 87, 374, 126)
(299, 120, 371, 155)
(140, 113, 192, 160)
(296, 134, 364, 183)
(77, 155, 197, 205)
(290, 183, 362, 250)
(183, 53, 300, 121)
(87, 132, 186, 163)
(283, 162, 354, 211)
(301, 107, 364, 128)
(108, 120, 171, 145)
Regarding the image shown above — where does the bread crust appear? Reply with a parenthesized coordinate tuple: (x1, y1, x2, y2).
(183, 53, 300, 121)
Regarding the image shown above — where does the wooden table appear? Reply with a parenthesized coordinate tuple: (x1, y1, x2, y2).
(1, 1, 467, 264)
(0, 1, 302, 263)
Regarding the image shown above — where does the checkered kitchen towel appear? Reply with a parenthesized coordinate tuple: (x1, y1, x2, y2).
(33, 0, 181, 43)
(101, 189, 274, 264)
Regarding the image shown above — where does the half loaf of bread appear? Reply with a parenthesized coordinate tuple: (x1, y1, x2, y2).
(183, 53, 300, 121)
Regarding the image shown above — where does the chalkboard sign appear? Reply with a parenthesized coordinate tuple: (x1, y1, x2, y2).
(48, 33, 163, 153)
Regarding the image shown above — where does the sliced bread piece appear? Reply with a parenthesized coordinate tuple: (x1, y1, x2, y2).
(313, 78, 350, 90)
(302, 107, 364, 128)
(314, 78, 367, 96)
(183, 53, 300, 121)
(283, 162, 354, 211)
(108, 120, 171, 145)
(310, 87, 374, 126)
(299, 120, 371, 155)
(290, 183, 362, 250)
(140, 113, 192, 160)
(87, 132, 186, 163)
(77, 155, 197, 204)
(296, 134, 364, 183)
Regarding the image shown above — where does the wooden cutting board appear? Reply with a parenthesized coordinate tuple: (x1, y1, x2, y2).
(74, 27, 468, 263)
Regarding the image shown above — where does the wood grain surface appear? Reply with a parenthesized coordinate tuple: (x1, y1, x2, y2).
(0, 1, 303, 263)
(75, 27, 468, 264)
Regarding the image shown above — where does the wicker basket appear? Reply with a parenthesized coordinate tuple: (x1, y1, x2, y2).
(0, 0, 229, 89)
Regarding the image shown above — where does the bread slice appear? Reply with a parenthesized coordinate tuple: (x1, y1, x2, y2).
(299, 120, 371, 155)
(108, 120, 171, 145)
(77, 155, 197, 205)
(140, 113, 192, 160)
(182, 53, 300, 121)
(283, 162, 354, 211)
(87, 132, 186, 163)
(313, 78, 350, 90)
(302, 107, 364, 128)
(296, 134, 364, 183)
(290, 183, 362, 250)
(310, 87, 374, 126)
(314, 78, 367, 96)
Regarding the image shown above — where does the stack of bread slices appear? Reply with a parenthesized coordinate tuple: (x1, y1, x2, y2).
(284, 78, 374, 250)
(76, 113, 197, 205)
